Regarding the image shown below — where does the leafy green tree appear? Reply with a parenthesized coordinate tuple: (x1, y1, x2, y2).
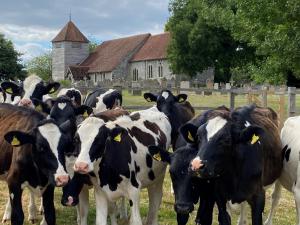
(0, 33, 26, 80)
(26, 52, 52, 81)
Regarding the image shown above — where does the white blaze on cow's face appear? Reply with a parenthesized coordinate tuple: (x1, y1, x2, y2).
(94, 89, 116, 114)
(74, 117, 106, 173)
(162, 91, 170, 100)
(19, 75, 43, 108)
(38, 123, 69, 186)
(206, 116, 228, 141)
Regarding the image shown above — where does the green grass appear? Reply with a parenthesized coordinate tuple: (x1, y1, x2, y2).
(0, 91, 298, 224)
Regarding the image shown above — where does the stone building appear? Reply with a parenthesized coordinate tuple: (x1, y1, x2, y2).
(52, 20, 214, 85)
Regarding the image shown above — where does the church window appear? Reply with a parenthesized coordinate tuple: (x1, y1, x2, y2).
(158, 63, 163, 77)
(133, 68, 139, 81)
(148, 65, 153, 79)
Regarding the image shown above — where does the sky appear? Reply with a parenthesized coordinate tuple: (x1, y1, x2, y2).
(0, 0, 170, 62)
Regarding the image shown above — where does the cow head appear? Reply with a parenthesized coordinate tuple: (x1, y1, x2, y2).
(148, 145, 199, 215)
(4, 119, 72, 187)
(57, 88, 82, 107)
(188, 116, 265, 179)
(1, 81, 23, 104)
(18, 75, 60, 108)
(94, 89, 123, 114)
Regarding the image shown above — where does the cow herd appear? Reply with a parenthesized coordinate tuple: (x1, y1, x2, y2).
(0, 75, 300, 225)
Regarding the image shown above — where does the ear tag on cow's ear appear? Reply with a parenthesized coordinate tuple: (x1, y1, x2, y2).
(35, 104, 42, 112)
(83, 110, 89, 118)
(49, 87, 55, 94)
(146, 97, 151, 102)
(251, 134, 260, 145)
(188, 131, 195, 142)
(153, 153, 162, 161)
(5, 88, 13, 94)
(114, 133, 122, 142)
(11, 136, 20, 146)
(178, 97, 185, 103)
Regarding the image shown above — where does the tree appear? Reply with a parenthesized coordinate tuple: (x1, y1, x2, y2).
(26, 52, 52, 81)
(0, 33, 26, 80)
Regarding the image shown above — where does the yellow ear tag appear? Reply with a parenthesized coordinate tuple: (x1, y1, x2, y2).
(146, 97, 151, 102)
(35, 104, 42, 112)
(49, 87, 55, 93)
(178, 97, 185, 103)
(114, 133, 122, 142)
(5, 88, 13, 94)
(251, 134, 260, 145)
(153, 153, 161, 161)
(11, 136, 20, 146)
(83, 110, 89, 118)
(188, 131, 194, 142)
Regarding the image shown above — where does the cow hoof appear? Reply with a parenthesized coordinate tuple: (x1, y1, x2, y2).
(2, 216, 11, 223)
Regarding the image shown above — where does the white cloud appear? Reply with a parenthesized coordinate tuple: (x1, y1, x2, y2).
(15, 43, 50, 62)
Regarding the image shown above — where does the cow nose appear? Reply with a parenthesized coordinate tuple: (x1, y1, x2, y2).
(190, 157, 204, 171)
(174, 203, 194, 214)
(56, 175, 69, 187)
(74, 162, 89, 174)
(19, 98, 33, 107)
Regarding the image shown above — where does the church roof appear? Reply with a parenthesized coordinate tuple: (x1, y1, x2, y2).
(131, 32, 170, 62)
(52, 21, 89, 43)
(80, 33, 150, 73)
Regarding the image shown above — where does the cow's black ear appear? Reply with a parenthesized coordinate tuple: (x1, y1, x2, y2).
(239, 126, 264, 145)
(144, 93, 157, 102)
(180, 123, 198, 144)
(32, 98, 51, 114)
(75, 105, 93, 118)
(45, 82, 60, 94)
(4, 131, 35, 147)
(110, 127, 128, 143)
(176, 94, 187, 103)
(1, 81, 23, 95)
(148, 145, 171, 163)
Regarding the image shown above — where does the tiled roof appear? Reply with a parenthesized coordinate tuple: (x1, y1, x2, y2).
(131, 32, 170, 62)
(80, 33, 150, 73)
(68, 66, 90, 80)
(52, 21, 89, 43)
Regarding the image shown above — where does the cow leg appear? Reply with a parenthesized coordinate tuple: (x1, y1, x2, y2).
(94, 188, 108, 225)
(145, 175, 164, 225)
(128, 188, 143, 225)
(42, 185, 55, 225)
(248, 191, 265, 225)
(39, 198, 44, 215)
(237, 202, 249, 225)
(108, 202, 118, 225)
(195, 193, 215, 225)
(28, 190, 38, 223)
(264, 182, 282, 225)
(177, 213, 189, 225)
(216, 197, 231, 225)
(2, 197, 12, 223)
(76, 187, 89, 225)
(9, 185, 24, 225)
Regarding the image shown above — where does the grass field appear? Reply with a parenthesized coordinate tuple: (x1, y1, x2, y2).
(0, 91, 298, 224)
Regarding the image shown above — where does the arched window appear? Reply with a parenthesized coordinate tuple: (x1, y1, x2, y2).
(133, 68, 139, 81)
(158, 63, 163, 77)
(148, 65, 153, 79)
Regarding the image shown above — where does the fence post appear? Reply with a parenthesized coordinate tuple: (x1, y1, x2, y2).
(279, 93, 285, 129)
(261, 86, 267, 107)
(230, 91, 235, 110)
(288, 87, 296, 117)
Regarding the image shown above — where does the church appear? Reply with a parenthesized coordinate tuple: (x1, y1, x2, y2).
(51, 20, 214, 85)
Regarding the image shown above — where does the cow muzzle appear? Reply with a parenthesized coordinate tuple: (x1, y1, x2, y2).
(74, 162, 90, 174)
(56, 175, 70, 187)
(174, 203, 194, 214)
(19, 98, 34, 108)
(61, 196, 79, 207)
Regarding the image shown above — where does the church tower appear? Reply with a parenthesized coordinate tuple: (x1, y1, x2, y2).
(51, 20, 89, 81)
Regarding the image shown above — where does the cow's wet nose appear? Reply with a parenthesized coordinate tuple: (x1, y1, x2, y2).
(174, 203, 194, 214)
(19, 98, 33, 108)
(74, 162, 89, 174)
(190, 157, 204, 171)
(56, 175, 69, 187)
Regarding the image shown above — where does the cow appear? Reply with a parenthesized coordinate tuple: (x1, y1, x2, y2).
(143, 90, 195, 149)
(0, 103, 72, 225)
(83, 88, 122, 114)
(264, 116, 300, 225)
(0, 81, 22, 104)
(2, 75, 60, 108)
(188, 104, 282, 225)
(66, 106, 171, 225)
(148, 106, 232, 225)
(57, 88, 82, 107)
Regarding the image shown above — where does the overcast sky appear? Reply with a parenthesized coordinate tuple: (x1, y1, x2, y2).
(0, 0, 170, 62)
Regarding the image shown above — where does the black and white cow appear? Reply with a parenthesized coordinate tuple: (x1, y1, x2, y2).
(57, 88, 82, 107)
(144, 90, 195, 149)
(0, 103, 72, 225)
(0, 81, 22, 104)
(265, 116, 300, 225)
(69, 106, 171, 225)
(188, 105, 282, 225)
(3, 75, 60, 108)
(83, 88, 122, 114)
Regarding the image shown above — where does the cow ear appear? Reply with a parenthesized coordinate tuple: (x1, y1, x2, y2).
(110, 127, 128, 143)
(239, 126, 264, 145)
(75, 105, 93, 118)
(32, 98, 51, 114)
(4, 131, 35, 147)
(144, 93, 157, 102)
(180, 123, 198, 144)
(148, 145, 171, 164)
(176, 94, 187, 103)
(1, 81, 22, 95)
(45, 82, 60, 94)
